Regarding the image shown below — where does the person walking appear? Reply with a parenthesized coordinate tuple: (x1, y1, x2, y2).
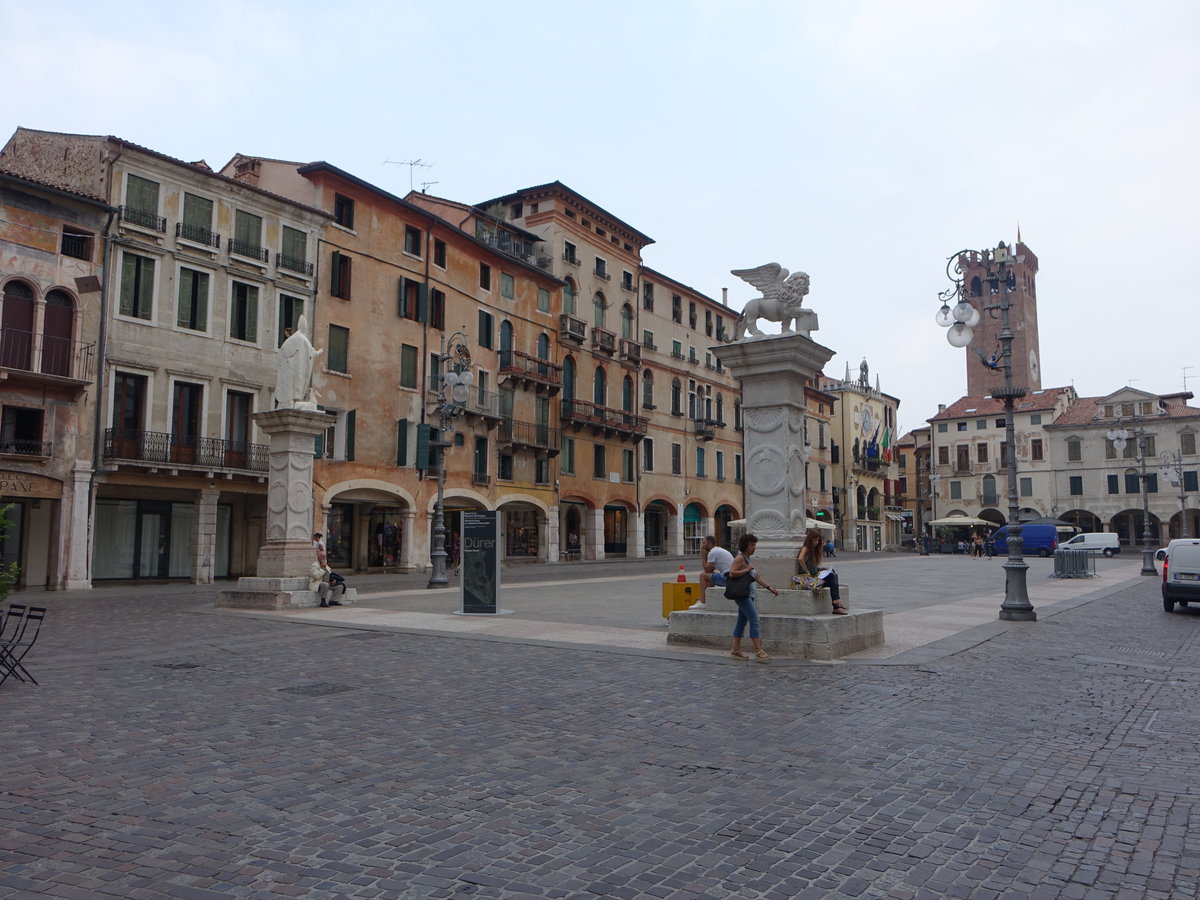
(796, 528, 847, 614)
(690, 535, 734, 609)
(727, 533, 779, 661)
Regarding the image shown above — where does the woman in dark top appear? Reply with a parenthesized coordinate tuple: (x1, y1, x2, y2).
(796, 529, 846, 615)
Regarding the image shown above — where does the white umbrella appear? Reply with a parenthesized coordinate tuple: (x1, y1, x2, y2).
(928, 515, 992, 527)
(805, 517, 836, 533)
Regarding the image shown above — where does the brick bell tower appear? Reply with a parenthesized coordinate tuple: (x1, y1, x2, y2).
(959, 241, 1042, 397)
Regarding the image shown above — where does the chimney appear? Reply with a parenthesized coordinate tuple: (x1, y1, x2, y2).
(721, 287, 728, 306)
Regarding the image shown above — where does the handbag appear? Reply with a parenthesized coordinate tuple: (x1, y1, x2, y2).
(724, 564, 754, 601)
(792, 573, 822, 594)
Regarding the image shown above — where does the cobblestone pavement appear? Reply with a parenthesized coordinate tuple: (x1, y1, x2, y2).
(3, 574, 1199, 899)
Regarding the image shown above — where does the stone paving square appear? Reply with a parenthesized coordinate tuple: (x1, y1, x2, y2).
(2, 554, 1199, 898)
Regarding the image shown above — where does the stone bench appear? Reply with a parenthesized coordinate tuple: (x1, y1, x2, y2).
(666, 586, 884, 660)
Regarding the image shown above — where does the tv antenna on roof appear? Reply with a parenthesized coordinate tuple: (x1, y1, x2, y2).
(383, 158, 433, 191)
(1184, 365, 1194, 392)
(420, 181, 439, 194)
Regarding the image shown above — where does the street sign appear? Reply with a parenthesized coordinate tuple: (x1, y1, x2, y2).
(461, 510, 500, 614)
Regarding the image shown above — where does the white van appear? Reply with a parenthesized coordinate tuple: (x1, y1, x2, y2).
(1059, 532, 1121, 557)
(1163, 539, 1200, 612)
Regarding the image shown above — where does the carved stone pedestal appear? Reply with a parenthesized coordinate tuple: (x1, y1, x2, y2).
(217, 408, 340, 611)
(713, 332, 836, 561)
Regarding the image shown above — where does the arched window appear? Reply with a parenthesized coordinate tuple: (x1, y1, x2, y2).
(536, 333, 550, 377)
(716, 393, 724, 425)
(620, 303, 633, 339)
(43, 289, 76, 377)
(563, 278, 577, 315)
(499, 320, 514, 368)
(622, 374, 633, 413)
(642, 369, 654, 409)
(562, 355, 576, 401)
(1, 279, 36, 369)
(593, 292, 606, 328)
(671, 377, 682, 415)
(593, 366, 606, 407)
(734, 398, 743, 430)
(969, 276, 983, 297)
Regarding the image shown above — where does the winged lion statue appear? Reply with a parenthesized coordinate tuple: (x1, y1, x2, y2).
(730, 263, 818, 340)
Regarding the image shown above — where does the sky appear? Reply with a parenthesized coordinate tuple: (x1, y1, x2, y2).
(4, 0, 1197, 435)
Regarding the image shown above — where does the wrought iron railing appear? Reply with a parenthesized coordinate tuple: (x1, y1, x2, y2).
(618, 339, 641, 363)
(0, 439, 52, 457)
(120, 205, 166, 232)
(594, 268, 611, 281)
(560, 398, 648, 438)
(229, 238, 269, 262)
(103, 428, 268, 472)
(277, 252, 314, 275)
(562, 252, 580, 265)
(497, 419, 559, 451)
(499, 349, 562, 388)
(176, 221, 220, 247)
(0, 329, 95, 381)
(60, 232, 91, 259)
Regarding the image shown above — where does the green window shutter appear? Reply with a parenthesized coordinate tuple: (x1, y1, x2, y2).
(331, 252, 343, 296)
(183, 193, 212, 229)
(245, 285, 258, 343)
(345, 410, 356, 461)
(396, 418, 408, 466)
(282, 226, 306, 262)
(314, 430, 325, 458)
(416, 283, 428, 322)
(234, 210, 262, 247)
(126, 174, 159, 212)
(120, 253, 137, 315)
(416, 423, 431, 470)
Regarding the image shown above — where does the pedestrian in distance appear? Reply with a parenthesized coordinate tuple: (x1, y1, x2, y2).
(312, 531, 345, 607)
(690, 534, 734, 609)
(795, 528, 847, 614)
(825, 538, 837, 558)
(727, 533, 779, 661)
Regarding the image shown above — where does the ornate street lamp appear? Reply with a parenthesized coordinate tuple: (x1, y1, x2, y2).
(428, 331, 473, 588)
(1106, 424, 1157, 575)
(935, 242, 1035, 620)
(1160, 450, 1191, 539)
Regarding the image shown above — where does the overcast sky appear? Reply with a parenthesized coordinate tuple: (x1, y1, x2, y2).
(4, 0, 1196, 434)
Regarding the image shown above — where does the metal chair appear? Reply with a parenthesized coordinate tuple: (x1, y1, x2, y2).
(0, 605, 45, 687)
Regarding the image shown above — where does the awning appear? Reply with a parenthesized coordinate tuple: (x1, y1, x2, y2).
(805, 517, 836, 533)
(885, 512, 905, 522)
(928, 515, 992, 527)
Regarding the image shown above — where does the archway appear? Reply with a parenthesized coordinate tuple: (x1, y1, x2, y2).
(1061, 509, 1102, 533)
(643, 499, 676, 556)
(43, 289, 76, 376)
(1110, 509, 1162, 548)
(714, 504, 738, 550)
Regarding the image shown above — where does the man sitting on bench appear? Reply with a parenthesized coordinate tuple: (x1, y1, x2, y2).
(689, 535, 734, 610)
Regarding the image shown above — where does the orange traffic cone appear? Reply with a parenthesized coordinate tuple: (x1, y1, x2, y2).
(677, 565, 687, 582)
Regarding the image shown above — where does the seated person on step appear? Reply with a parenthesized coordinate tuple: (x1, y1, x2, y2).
(795, 529, 846, 615)
(690, 535, 734, 609)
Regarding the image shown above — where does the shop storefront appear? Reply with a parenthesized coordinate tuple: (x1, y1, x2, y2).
(505, 508, 539, 558)
(93, 498, 232, 580)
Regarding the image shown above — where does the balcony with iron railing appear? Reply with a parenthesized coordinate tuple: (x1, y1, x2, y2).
(0, 329, 95, 385)
(120, 205, 166, 233)
(559, 314, 586, 343)
(103, 428, 268, 473)
(594, 268, 611, 281)
(0, 438, 52, 458)
(277, 252, 314, 276)
(499, 349, 562, 394)
(694, 418, 717, 441)
(176, 221, 220, 248)
(472, 472, 491, 487)
(560, 398, 648, 441)
(591, 327, 616, 354)
(427, 377, 502, 420)
(229, 238, 269, 262)
(497, 419, 560, 456)
(562, 251, 580, 266)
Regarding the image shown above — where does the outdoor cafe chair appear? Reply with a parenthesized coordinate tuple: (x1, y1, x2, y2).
(0, 604, 45, 687)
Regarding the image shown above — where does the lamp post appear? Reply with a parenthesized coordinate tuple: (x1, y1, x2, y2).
(428, 331, 473, 588)
(1160, 450, 1191, 539)
(935, 242, 1035, 620)
(1106, 423, 1157, 575)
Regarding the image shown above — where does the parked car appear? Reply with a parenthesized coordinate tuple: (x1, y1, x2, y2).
(1156, 547, 1168, 561)
(1059, 532, 1121, 557)
(991, 523, 1059, 557)
(1162, 539, 1200, 612)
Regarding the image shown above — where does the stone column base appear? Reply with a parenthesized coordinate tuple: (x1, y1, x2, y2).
(666, 587, 883, 660)
(216, 576, 358, 610)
